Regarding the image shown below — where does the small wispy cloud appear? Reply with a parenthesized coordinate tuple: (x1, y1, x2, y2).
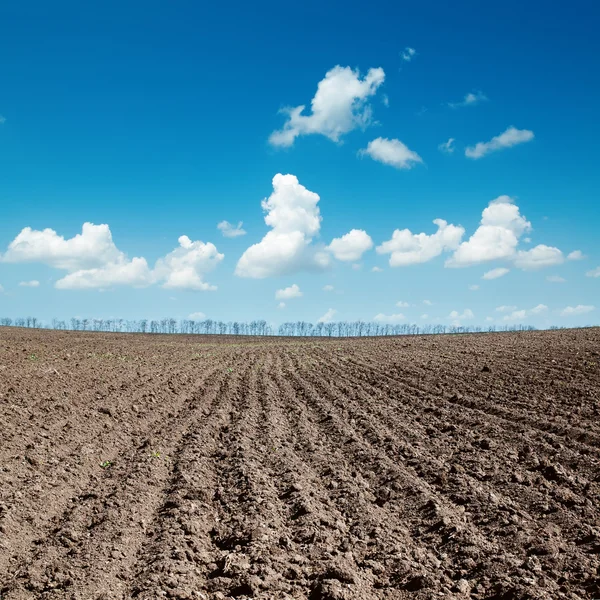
(466, 126, 534, 159)
(401, 47, 417, 62)
(448, 91, 487, 109)
(438, 138, 455, 154)
(546, 275, 566, 283)
(217, 220, 246, 238)
(0, 115, 6, 125)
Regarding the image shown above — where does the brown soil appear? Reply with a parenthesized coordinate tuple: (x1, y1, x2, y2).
(0, 328, 599, 599)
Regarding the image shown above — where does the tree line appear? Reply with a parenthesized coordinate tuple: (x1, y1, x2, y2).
(0, 316, 541, 337)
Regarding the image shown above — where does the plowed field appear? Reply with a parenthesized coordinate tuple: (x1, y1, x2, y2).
(1, 328, 599, 599)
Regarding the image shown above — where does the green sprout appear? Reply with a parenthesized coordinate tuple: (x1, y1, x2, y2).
(100, 460, 113, 469)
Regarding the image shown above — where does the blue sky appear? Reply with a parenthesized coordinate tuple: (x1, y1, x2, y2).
(1, 0, 599, 328)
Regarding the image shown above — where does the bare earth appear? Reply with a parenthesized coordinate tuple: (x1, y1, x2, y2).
(0, 328, 599, 599)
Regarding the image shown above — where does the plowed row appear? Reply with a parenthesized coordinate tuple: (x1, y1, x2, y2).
(0, 328, 599, 599)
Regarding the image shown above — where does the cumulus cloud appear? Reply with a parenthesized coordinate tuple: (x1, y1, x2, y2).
(154, 236, 224, 291)
(374, 313, 406, 324)
(1, 223, 123, 271)
(188, 312, 206, 320)
(235, 174, 329, 279)
(326, 229, 373, 261)
(269, 65, 385, 147)
(377, 219, 464, 267)
(3, 223, 225, 292)
(371, 266, 383, 272)
(423, 299, 433, 306)
(560, 305, 595, 316)
(323, 284, 334, 292)
(55, 257, 154, 290)
(217, 221, 246, 238)
(318, 308, 337, 323)
(449, 309, 474, 325)
(567, 250, 585, 261)
(448, 91, 487, 109)
(513, 245, 564, 270)
(275, 283, 302, 300)
(496, 305, 517, 313)
(421, 314, 429, 319)
(360, 137, 422, 170)
(482, 267, 510, 280)
(546, 275, 566, 283)
(438, 138, 455, 154)
(401, 47, 416, 62)
(586, 267, 600, 278)
(277, 302, 286, 309)
(396, 301, 410, 308)
(447, 196, 531, 267)
(465, 126, 534, 159)
(469, 284, 480, 291)
(501, 304, 548, 321)
(19, 280, 40, 287)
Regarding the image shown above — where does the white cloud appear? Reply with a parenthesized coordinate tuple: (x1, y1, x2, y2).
(2, 222, 224, 292)
(482, 267, 510, 280)
(19, 280, 40, 287)
(485, 316, 494, 322)
(371, 266, 383, 272)
(55, 257, 154, 290)
(351, 263, 362, 270)
(586, 267, 600, 278)
(546, 275, 566, 283)
(502, 304, 548, 321)
(323, 284, 334, 292)
(269, 65, 385, 147)
(0, 116, 5, 125)
(496, 305, 517, 313)
(1, 223, 122, 271)
(374, 312, 405, 324)
(401, 47, 416, 62)
(421, 314, 429, 319)
(448, 91, 487, 109)
(438, 138, 455, 154)
(360, 137, 422, 170)
(502, 309, 526, 321)
(469, 284, 480, 291)
(326, 229, 373, 261)
(0, 284, 4, 294)
(396, 301, 410, 308)
(447, 196, 531, 267)
(567, 250, 585, 261)
(423, 299, 433, 306)
(377, 219, 464, 267)
(530, 304, 548, 314)
(154, 236, 223, 291)
(560, 305, 595, 316)
(318, 308, 337, 323)
(235, 174, 329, 278)
(277, 302, 286, 309)
(188, 312, 206, 320)
(465, 126, 534, 159)
(513, 245, 564, 270)
(449, 309, 474, 325)
(382, 94, 389, 107)
(217, 221, 246, 238)
(275, 283, 302, 300)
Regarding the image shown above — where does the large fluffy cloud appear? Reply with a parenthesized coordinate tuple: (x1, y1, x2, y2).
(154, 236, 224, 291)
(326, 229, 373, 261)
(377, 219, 464, 267)
(1, 223, 122, 271)
(513, 244, 564, 270)
(269, 66, 385, 147)
(235, 174, 330, 278)
(275, 284, 302, 300)
(55, 257, 154, 290)
(2, 224, 223, 291)
(465, 126, 534, 159)
(446, 196, 531, 267)
(360, 137, 422, 170)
